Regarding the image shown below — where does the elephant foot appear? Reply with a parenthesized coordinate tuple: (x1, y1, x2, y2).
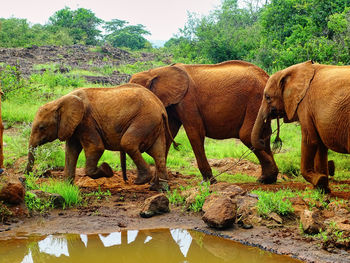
(258, 166, 279, 184)
(257, 174, 277, 184)
(328, 160, 335, 177)
(134, 173, 153, 185)
(313, 174, 331, 193)
(203, 173, 217, 184)
(209, 176, 217, 184)
(87, 162, 114, 179)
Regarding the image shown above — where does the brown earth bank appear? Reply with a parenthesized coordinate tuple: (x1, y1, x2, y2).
(1, 166, 350, 263)
(0, 44, 164, 85)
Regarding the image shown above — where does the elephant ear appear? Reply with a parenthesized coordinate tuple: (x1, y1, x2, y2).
(57, 95, 84, 141)
(281, 61, 315, 120)
(145, 66, 189, 107)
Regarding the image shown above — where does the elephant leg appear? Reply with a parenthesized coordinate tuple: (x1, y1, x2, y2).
(328, 160, 335, 176)
(239, 120, 278, 184)
(85, 149, 114, 179)
(147, 133, 168, 191)
(314, 143, 329, 175)
(120, 132, 152, 185)
(182, 122, 216, 184)
(300, 138, 330, 193)
(64, 138, 82, 181)
(252, 149, 278, 184)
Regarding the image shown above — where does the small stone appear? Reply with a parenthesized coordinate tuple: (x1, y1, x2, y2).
(300, 209, 325, 234)
(140, 193, 170, 218)
(118, 222, 127, 228)
(269, 212, 283, 224)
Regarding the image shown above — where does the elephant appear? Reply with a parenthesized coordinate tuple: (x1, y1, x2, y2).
(130, 60, 279, 184)
(25, 83, 177, 188)
(251, 60, 350, 192)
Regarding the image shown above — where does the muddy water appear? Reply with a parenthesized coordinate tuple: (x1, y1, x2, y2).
(0, 229, 301, 263)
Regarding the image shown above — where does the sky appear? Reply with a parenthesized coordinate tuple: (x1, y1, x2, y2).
(0, 0, 222, 42)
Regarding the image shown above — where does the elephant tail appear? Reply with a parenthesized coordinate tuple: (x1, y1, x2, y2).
(120, 151, 127, 181)
(162, 113, 180, 151)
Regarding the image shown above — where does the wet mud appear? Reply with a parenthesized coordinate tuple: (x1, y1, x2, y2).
(1, 159, 350, 263)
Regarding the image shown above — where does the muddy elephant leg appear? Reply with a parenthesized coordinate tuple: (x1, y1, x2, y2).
(182, 122, 216, 184)
(120, 133, 152, 185)
(300, 138, 330, 192)
(64, 138, 83, 181)
(84, 148, 114, 179)
(147, 133, 168, 190)
(239, 121, 278, 184)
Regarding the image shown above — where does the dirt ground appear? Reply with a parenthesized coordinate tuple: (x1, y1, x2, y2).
(1, 160, 350, 263)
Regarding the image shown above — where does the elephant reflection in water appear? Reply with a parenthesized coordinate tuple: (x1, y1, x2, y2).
(16, 230, 294, 263)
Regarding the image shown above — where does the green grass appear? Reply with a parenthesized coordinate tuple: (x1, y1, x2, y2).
(25, 173, 82, 209)
(25, 191, 52, 213)
(117, 61, 166, 75)
(40, 180, 81, 208)
(251, 189, 296, 216)
(167, 182, 212, 212)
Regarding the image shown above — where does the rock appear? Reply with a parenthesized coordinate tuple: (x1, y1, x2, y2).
(30, 190, 65, 208)
(209, 182, 245, 198)
(288, 196, 308, 218)
(202, 194, 221, 213)
(268, 212, 283, 224)
(300, 209, 325, 234)
(202, 196, 237, 229)
(140, 194, 170, 218)
(0, 175, 25, 205)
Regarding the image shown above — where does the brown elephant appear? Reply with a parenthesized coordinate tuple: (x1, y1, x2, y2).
(130, 60, 279, 184)
(25, 84, 177, 188)
(251, 60, 350, 192)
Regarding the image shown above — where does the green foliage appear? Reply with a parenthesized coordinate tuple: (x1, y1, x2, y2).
(167, 186, 188, 206)
(165, 0, 350, 71)
(252, 189, 295, 216)
(29, 70, 86, 90)
(49, 7, 102, 45)
(25, 191, 52, 213)
(167, 182, 211, 212)
(0, 201, 12, 222)
(0, 65, 27, 100)
(84, 187, 111, 201)
(302, 189, 328, 209)
(31, 141, 65, 174)
(40, 180, 82, 208)
(189, 182, 212, 212)
(24, 173, 82, 208)
(103, 19, 151, 50)
(0, 18, 74, 47)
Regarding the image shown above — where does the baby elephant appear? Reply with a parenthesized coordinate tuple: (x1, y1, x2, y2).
(25, 84, 177, 188)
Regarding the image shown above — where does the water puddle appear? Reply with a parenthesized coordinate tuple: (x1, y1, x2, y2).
(0, 229, 301, 263)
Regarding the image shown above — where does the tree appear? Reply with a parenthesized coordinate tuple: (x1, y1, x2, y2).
(103, 19, 151, 50)
(49, 7, 102, 45)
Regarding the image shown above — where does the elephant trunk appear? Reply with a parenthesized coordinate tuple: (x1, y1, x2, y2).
(24, 137, 37, 174)
(251, 105, 269, 150)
